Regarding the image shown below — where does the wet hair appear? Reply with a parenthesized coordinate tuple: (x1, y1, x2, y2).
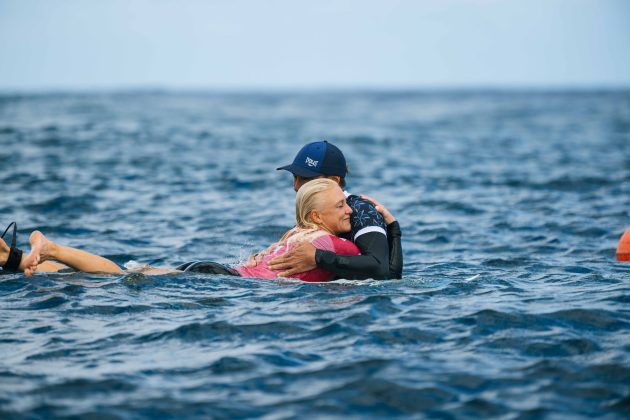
(295, 178, 339, 229)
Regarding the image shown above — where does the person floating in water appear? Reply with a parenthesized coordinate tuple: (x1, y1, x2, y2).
(268, 141, 403, 279)
(1, 179, 386, 282)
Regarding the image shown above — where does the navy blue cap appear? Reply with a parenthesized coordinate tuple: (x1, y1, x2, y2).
(277, 141, 347, 178)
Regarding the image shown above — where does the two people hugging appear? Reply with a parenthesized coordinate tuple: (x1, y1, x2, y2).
(1, 141, 402, 281)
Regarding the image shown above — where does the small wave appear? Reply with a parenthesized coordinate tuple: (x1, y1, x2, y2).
(528, 338, 601, 357)
(482, 258, 527, 268)
(458, 309, 544, 333)
(369, 327, 440, 345)
(25, 195, 99, 214)
(71, 304, 154, 315)
(303, 377, 458, 415)
(137, 320, 308, 343)
(31, 378, 137, 396)
(27, 294, 68, 310)
(545, 309, 629, 331)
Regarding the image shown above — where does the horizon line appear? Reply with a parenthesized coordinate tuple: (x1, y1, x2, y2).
(2, 83, 630, 96)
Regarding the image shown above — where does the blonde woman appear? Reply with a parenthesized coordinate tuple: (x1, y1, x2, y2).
(3, 179, 361, 282)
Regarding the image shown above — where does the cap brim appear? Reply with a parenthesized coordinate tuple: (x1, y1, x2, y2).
(276, 164, 322, 178)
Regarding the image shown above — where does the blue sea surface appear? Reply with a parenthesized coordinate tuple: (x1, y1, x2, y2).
(0, 90, 629, 418)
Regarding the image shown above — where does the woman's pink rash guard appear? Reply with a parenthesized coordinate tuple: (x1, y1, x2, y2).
(236, 235, 360, 282)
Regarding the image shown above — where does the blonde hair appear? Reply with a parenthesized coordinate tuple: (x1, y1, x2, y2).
(271, 178, 339, 249)
(295, 178, 338, 229)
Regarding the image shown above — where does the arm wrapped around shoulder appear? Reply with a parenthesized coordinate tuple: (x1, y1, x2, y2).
(315, 232, 390, 280)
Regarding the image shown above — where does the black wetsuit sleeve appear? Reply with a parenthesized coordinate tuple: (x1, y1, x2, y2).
(315, 231, 390, 280)
(387, 221, 403, 279)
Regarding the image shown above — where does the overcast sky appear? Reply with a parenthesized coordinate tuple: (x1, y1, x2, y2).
(1, 0, 629, 91)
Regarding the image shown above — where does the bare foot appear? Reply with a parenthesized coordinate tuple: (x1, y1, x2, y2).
(22, 252, 40, 276)
(21, 231, 52, 276)
(29, 231, 56, 263)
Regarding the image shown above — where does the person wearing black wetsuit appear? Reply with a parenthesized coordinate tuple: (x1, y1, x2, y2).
(272, 140, 403, 280)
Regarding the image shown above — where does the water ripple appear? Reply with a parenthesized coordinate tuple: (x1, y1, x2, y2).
(1, 91, 628, 418)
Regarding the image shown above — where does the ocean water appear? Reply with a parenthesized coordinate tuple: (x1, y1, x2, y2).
(0, 90, 629, 418)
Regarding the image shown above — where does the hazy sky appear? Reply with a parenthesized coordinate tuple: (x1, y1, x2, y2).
(1, 0, 629, 91)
